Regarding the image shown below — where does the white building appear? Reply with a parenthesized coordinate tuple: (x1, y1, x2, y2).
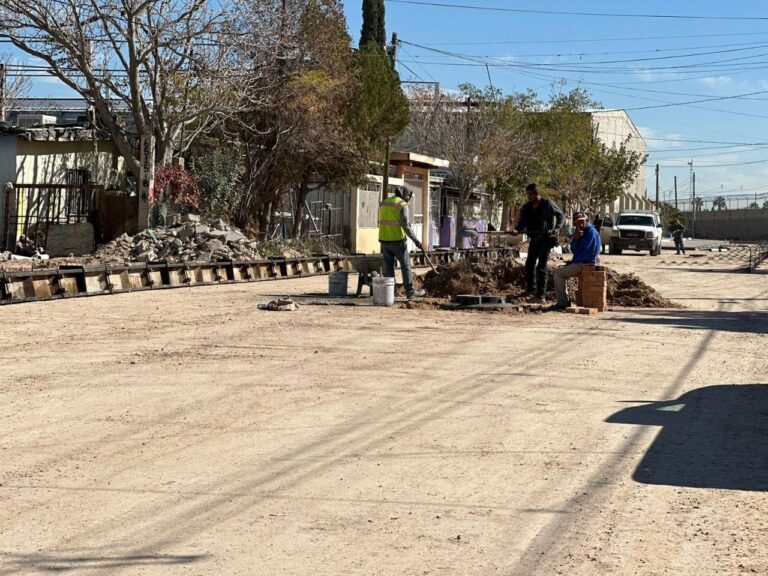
(591, 109, 653, 215)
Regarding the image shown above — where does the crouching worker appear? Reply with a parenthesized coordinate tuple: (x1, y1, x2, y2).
(554, 212, 601, 309)
(379, 186, 426, 299)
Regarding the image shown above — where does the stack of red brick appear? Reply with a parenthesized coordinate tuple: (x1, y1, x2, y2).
(575, 264, 607, 312)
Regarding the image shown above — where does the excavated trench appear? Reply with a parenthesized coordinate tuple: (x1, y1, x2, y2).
(412, 257, 677, 309)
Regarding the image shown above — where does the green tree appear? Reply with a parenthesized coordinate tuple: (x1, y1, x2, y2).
(347, 44, 410, 161)
(579, 140, 646, 215)
(659, 202, 687, 228)
(713, 196, 727, 210)
(189, 144, 245, 221)
(487, 88, 645, 220)
(359, 0, 386, 48)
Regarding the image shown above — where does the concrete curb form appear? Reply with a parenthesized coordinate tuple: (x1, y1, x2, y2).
(0, 247, 514, 306)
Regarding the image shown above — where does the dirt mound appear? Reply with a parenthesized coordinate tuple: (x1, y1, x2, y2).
(418, 258, 676, 308)
(419, 258, 529, 300)
(605, 268, 678, 308)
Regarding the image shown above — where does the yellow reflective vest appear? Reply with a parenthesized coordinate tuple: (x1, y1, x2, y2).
(378, 196, 407, 242)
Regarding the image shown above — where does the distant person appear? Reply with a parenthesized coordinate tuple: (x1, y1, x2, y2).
(670, 219, 686, 255)
(554, 212, 602, 309)
(593, 214, 604, 231)
(511, 183, 565, 303)
(378, 186, 425, 299)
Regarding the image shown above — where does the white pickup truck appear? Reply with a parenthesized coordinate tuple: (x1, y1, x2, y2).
(602, 210, 663, 256)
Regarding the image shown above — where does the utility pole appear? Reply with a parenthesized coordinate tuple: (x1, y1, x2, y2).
(674, 176, 678, 210)
(655, 164, 659, 208)
(0, 63, 5, 122)
(382, 32, 398, 200)
(692, 171, 696, 239)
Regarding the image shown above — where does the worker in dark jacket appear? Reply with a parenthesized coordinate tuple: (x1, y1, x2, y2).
(554, 212, 602, 309)
(670, 219, 686, 255)
(511, 183, 565, 303)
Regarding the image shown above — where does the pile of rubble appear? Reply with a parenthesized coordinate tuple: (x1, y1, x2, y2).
(92, 216, 262, 264)
(419, 258, 676, 308)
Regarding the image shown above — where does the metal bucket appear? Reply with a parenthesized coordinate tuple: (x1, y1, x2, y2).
(328, 271, 349, 297)
(372, 277, 395, 307)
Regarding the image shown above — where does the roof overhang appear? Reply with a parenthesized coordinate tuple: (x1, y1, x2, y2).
(390, 152, 450, 169)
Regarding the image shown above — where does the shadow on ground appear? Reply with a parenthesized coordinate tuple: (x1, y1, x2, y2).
(0, 552, 206, 575)
(610, 309, 768, 334)
(607, 384, 768, 491)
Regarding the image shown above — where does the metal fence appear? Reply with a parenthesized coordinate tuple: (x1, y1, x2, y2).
(676, 192, 768, 212)
(3, 183, 101, 251)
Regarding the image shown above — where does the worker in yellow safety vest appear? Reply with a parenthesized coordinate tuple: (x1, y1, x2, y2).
(379, 186, 425, 299)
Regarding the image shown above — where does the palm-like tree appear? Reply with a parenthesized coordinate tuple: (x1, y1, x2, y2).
(713, 196, 727, 211)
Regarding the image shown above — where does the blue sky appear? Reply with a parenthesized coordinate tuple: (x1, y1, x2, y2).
(8, 0, 768, 205)
(345, 0, 768, 205)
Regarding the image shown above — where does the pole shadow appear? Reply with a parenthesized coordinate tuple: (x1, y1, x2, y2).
(607, 384, 768, 491)
(0, 552, 207, 575)
(610, 310, 768, 335)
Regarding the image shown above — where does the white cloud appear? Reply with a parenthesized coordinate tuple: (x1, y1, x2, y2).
(637, 125, 685, 149)
(632, 68, 684, 83)
(699, 76, 732, 88)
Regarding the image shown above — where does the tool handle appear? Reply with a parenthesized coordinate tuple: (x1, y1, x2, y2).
(421, 248, 440, 275)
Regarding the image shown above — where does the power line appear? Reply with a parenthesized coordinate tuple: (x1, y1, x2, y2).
(399, 40, 768, 119)
(624, 89, 768, 111)
(387, 0, 768, 21)
(649, 143, 768, 153)
(650, 145, 768, 159)
(403, 41, 768, 66)
(660, 157, 768, 168)
(399, 40, 768, 75)
(397, 60, 425, 82)
(419, 31, 768, 47)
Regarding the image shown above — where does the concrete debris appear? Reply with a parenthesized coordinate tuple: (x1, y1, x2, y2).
(258, 298, 299, 312)
(92, 218, 264, 264)
(14, 235, 45, 258)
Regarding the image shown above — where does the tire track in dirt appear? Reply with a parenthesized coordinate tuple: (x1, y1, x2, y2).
(1, 325, 593, 574)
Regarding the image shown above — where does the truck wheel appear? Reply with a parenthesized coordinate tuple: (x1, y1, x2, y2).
(609, 244, 622, 255)
(651, 243, 661, 256)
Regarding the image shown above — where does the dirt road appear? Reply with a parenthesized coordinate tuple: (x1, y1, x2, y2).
(1, 255, 766, 575)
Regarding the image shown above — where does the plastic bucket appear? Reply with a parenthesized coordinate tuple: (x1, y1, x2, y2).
(372, 277, 395, 306)
(328, 271, 349, 297)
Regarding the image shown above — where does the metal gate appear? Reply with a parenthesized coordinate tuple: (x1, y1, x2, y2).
(3, 183, 101, 251)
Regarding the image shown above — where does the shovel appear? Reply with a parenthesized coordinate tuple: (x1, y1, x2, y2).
(420, 246, 441, 276)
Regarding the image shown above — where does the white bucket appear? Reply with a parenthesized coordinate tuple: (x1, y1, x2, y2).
(372, 277, 395, 306)
(328, 271, 349, 297)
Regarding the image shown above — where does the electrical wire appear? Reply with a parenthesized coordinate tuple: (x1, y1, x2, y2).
(386, 0, 768, 21)
(419, 31, 768, 47)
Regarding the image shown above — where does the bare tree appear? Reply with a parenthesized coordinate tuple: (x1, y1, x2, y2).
(402, 84, 535, 238)
(0, 0, 235, 178)
(0, 54, 32, 120)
